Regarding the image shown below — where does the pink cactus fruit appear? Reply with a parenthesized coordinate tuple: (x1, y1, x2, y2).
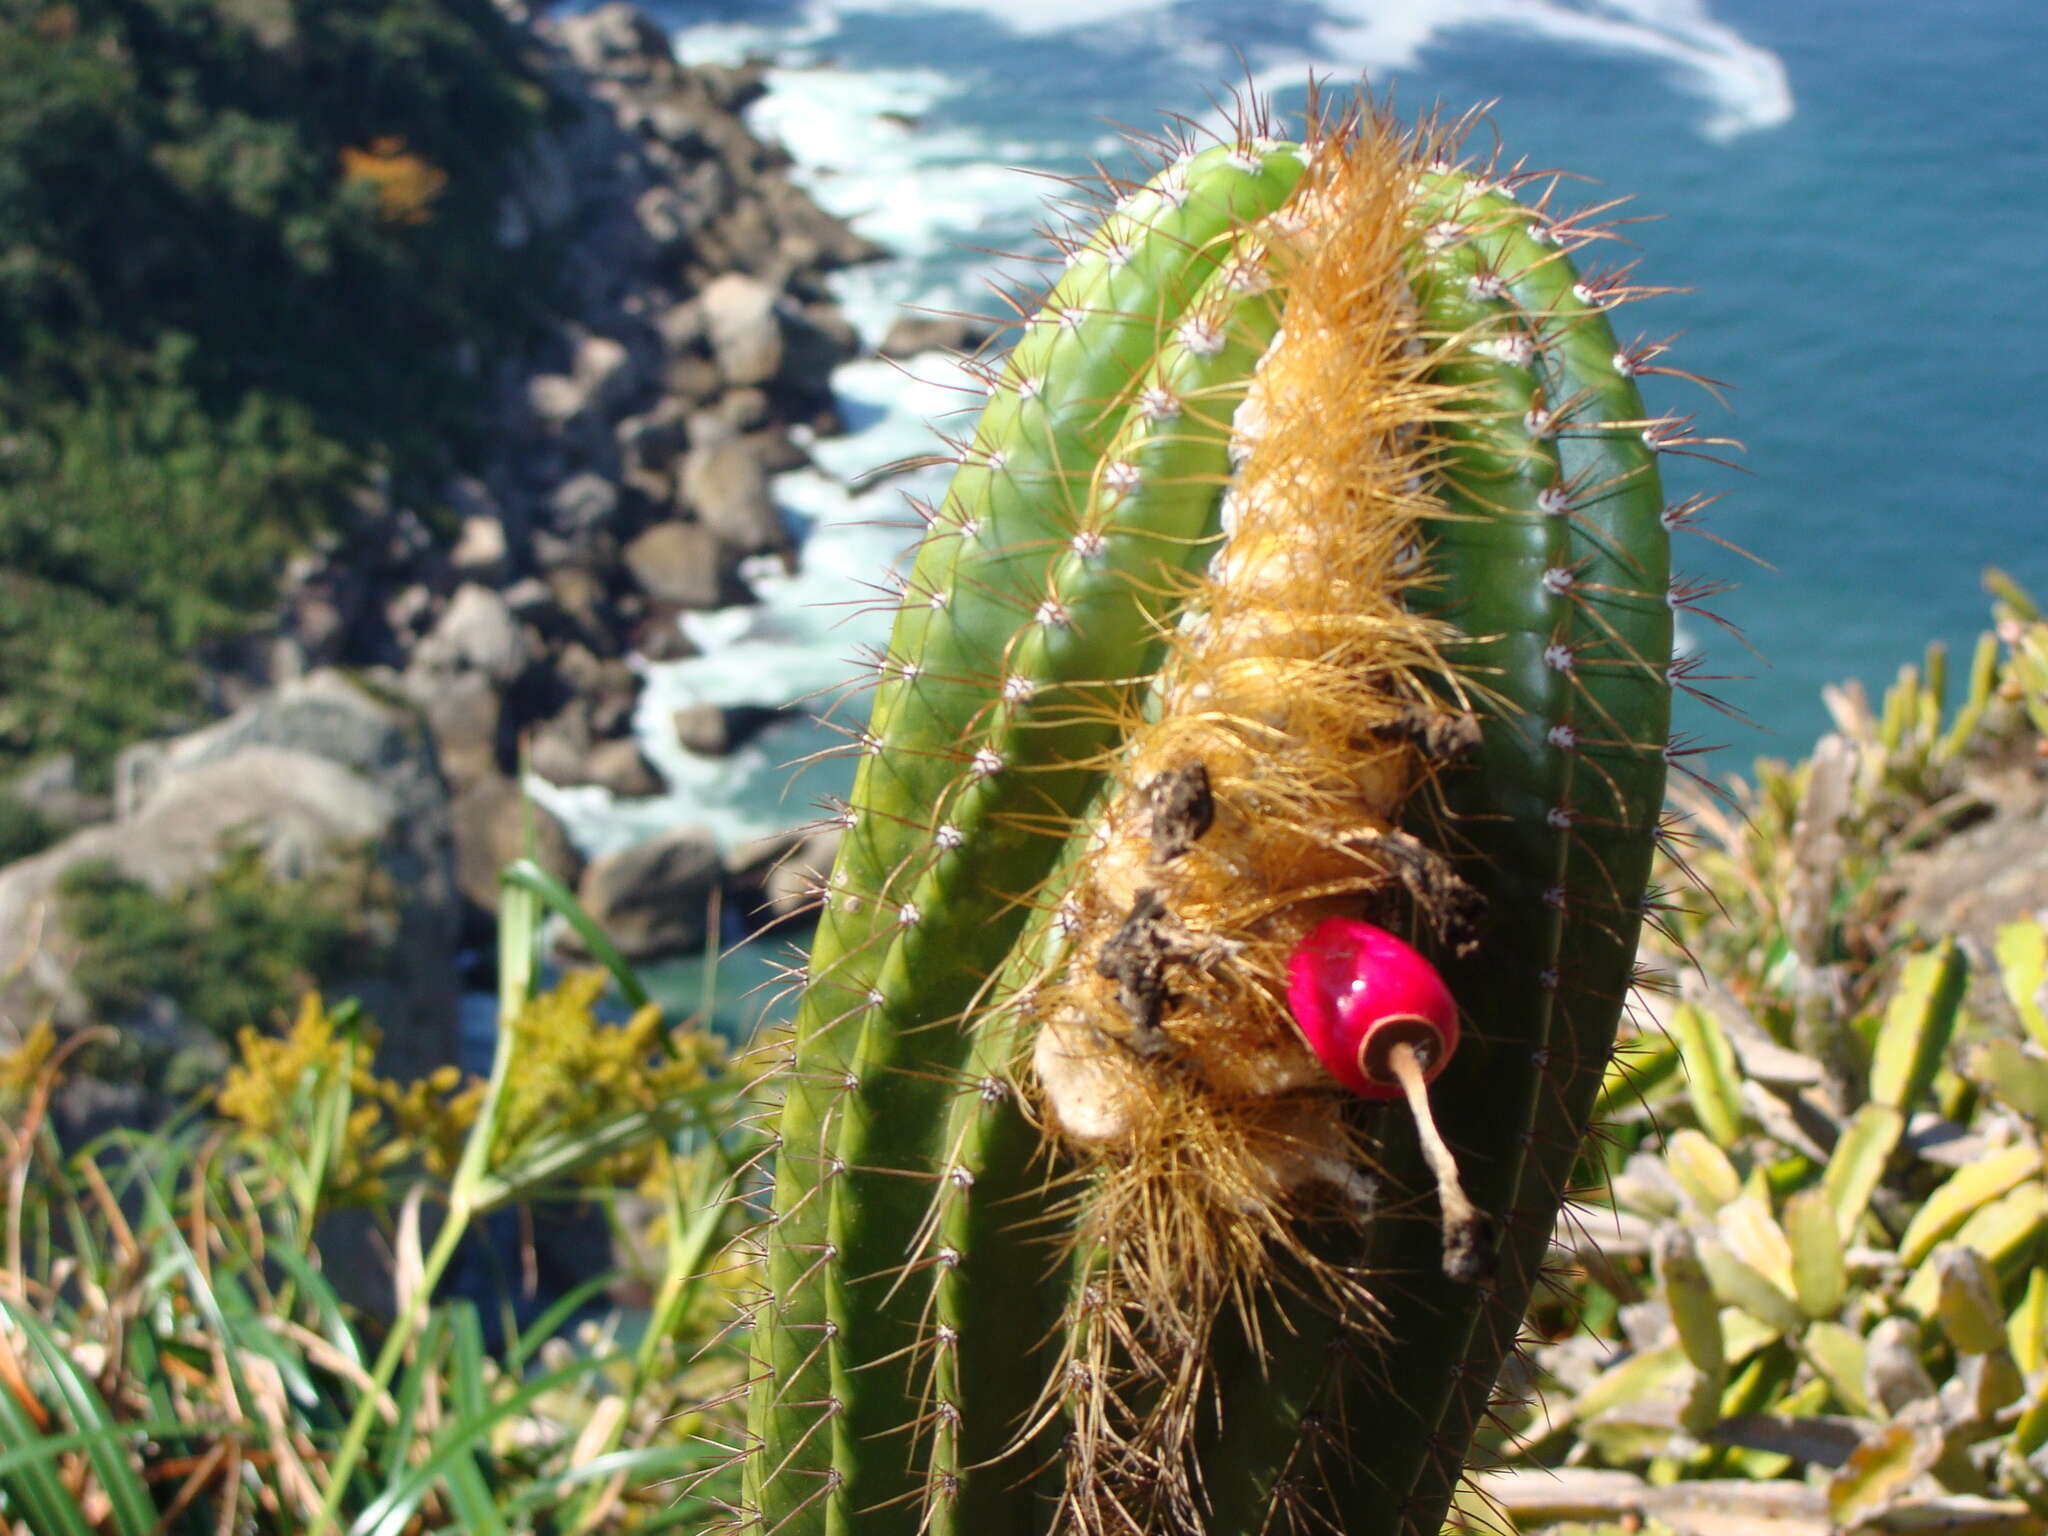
(1286, 916, 1460, 1100)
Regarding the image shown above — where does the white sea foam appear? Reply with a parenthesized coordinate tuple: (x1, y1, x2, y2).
(746, 0, 1790, 141)
(743, 66, 1051, 342)
(1267, 0, 1795, 144)
(530, 348, 973, 854)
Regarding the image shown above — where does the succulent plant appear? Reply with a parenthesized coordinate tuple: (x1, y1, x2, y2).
(1457, 586, 2048, 1535)
(1464, 910, 2048, 1536)
(735, 98, 1702, 1536)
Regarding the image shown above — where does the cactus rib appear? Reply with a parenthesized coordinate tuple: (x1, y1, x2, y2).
(1340, 168, 1675, 1535)
(746, 140, 1307, 1536)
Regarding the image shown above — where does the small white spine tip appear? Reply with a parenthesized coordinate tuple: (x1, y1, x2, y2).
(1137, 384, 1180, 422)
(1423, 219, 1467, 251)
(1177, 312, 1227, 358)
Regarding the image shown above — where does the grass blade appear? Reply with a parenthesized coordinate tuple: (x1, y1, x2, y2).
(349, 1354, 626, 1536)
(0, 1373, 97, 1536)
(501, 858, 651, 1012)
(0, 1298, 157, 1535)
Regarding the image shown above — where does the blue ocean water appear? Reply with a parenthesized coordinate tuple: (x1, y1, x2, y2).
(540, 0, 2048, 898)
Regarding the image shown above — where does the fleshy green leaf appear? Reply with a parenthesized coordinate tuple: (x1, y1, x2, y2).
(1869, 940, 1968, 1115)
(1823, 1103, 1905, 1244)
(1901, 1145, 2043, 1269)
(1667, 999, 1746, 1145)
(1996, 922, 2048, 1053)
(1784, 1187, 1847, 1320)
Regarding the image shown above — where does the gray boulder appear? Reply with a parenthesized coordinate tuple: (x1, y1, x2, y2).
(0, 671, 461, 1086)
(655, 298, 705, 353)
(524, 334, 638, 463)
(671, 702, 787, 757)
(544, 568, 615, 640)
(574, 332, 640, 417)
(528, 371, 597, 436)
(417, 584, 528, 683)
(450, 512, 511, 584)
(410, 666, 501, 788)
(624, 520, 740, 609)
(450, 773, 583, 922)
(529, 706, 664, 799)
(584, 740, 665, 798)
(681, 436, 788, 556)
(528, 701, 599, 789)
(568, 825, 723, 961)
(700, 272, 782, 387)
(547, 471, 623, 540)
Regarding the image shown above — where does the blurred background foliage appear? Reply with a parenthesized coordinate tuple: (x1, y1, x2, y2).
(0, 0, 553, 786)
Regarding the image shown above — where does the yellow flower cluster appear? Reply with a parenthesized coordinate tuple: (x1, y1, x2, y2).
(490, 970, 723, 1190)
(215, 974, 721, 1207)
(216, 993, 476, 1204)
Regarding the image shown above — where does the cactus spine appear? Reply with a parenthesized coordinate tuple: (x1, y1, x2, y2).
(738, 99, 1695, 1536)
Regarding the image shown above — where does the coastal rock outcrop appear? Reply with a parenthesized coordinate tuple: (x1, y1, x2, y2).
(1, 3, 890, 1077)
(256, 3, 880, 964)
(570, 825, 726, 962)
(0, 672, 464, 1127)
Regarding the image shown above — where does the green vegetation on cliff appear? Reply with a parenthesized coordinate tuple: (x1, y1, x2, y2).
(0, 0, 551, 783)
(57, 840, 383, 1088)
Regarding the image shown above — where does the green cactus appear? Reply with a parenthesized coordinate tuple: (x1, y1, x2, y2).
(739, 102, 1685, 1536)
(1358, 166, 1677, 1532)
